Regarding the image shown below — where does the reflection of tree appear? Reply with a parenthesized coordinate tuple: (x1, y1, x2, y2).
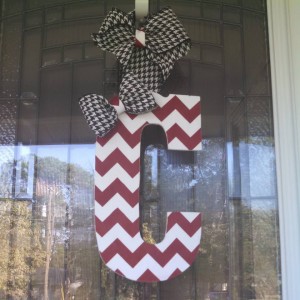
(249, 206, 280, 299)
(0, 142, 280, 299)
(139, 138, 229, 298)
(0, 158, 14, 198)
(38, 184, 57, 300)
(0, 199, 45, 299)
(35, 156, 94, 299)
(0, 154, 95, 299)
(192, 139, 229, 295)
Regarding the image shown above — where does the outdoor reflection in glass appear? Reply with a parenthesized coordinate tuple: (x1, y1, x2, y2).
(142, 134, 280, 299)
(0, 144, 97, 299)
(0, 0, 281, 299)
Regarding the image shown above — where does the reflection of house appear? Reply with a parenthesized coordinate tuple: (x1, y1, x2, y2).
(0, 0, 299, 299)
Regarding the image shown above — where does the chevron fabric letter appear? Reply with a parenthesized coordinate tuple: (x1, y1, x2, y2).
(94, 93, 202, 282)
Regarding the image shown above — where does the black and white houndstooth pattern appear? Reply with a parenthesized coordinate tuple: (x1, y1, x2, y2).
(79, 94, 117, 137)
(79, 7, 191, 137)
(120, 72, 157, 114)
(92, 7, 191, 93)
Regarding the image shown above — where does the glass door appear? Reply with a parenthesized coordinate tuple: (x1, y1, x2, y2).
(0, 0, 281, 299)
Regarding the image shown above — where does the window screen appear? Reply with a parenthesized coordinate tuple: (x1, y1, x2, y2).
(0, 1, 281, 299)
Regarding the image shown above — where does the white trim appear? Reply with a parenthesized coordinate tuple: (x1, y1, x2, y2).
(135, 0, 149, 24)
(267, 0, 300, 299)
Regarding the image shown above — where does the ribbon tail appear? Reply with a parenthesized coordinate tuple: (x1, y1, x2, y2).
(119, 72, 157, 114)
(79, 94, 118, 137)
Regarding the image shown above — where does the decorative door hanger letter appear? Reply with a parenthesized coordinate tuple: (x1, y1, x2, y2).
(79, 5, 202, 282)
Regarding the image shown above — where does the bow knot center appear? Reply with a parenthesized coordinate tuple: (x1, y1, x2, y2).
(134, 29, 146, 48)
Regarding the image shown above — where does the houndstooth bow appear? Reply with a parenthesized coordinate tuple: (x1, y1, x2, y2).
(79, 7, 191, 137)
(79, 73, 155, 137)
(92, 6, 191, 98)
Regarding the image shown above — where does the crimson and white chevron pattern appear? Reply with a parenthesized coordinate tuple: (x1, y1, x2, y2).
(95, 93, 202, 282)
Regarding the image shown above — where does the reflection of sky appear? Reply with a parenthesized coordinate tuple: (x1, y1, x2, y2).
(0, 144, 95, 199)
(1, 141, 277, 199)
(0, 145, 15, 165)
(19, 144, 95, 173)
(151, 148, 158, 187)
(0, 144, 94, 166)
(227, 141, 276, 199)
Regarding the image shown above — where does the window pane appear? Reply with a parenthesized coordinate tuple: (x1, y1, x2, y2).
(0, 0, 281, 299)
(0, 17, 22, 98)
(22, 29, 42, 95)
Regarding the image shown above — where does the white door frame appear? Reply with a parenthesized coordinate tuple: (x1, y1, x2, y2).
(267, 0, 300, 299)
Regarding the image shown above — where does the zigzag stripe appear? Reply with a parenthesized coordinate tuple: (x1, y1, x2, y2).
(119, 94, 200, 122)
(96, 227, 143, 252)
(152, 93, 200, 110)
(95, 165, 140, 192)
(96, 138, 140, 162)
(166, 213, 201, 235)
(95, 213, 139, 237)
(96, 132, 201, 178)
(97, 122, 143, 147)
(96, 154, 139, 177)
(167, 127, 202, 149)
(95, 211, 201, 238)
(137, 268, 181, 282)
(153, 97, 200, 122)
(95, 206, 201, 237)
(155, 224, 201, 252)
(167, 211, 199, 223)
(106, 253, 190, 281)
(137, 270, 159, 282)
(118, 112, 200, 137)
(96, 223, 201, 252)
(95, 181, 139, 206)
(96, 121, 200, 157)
(95, 197, 139, 222)
(151, 112, 200, 135)
(97, 115, 201, 150)
(95, 94, 202, 282)
(101, 239, 199, 267)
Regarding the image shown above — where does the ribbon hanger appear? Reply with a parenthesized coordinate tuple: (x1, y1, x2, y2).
(135, 0, 149, 27)
(135, 0, 149, 47)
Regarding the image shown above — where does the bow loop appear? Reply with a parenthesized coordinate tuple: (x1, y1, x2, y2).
(79, 75, 157, 136)
(82, 6, 192, 137)
(79, 94, 118, 137)
(92, 7, 191, 92)
(97, 8, 135, 34)
(144, 7, 190, 54)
